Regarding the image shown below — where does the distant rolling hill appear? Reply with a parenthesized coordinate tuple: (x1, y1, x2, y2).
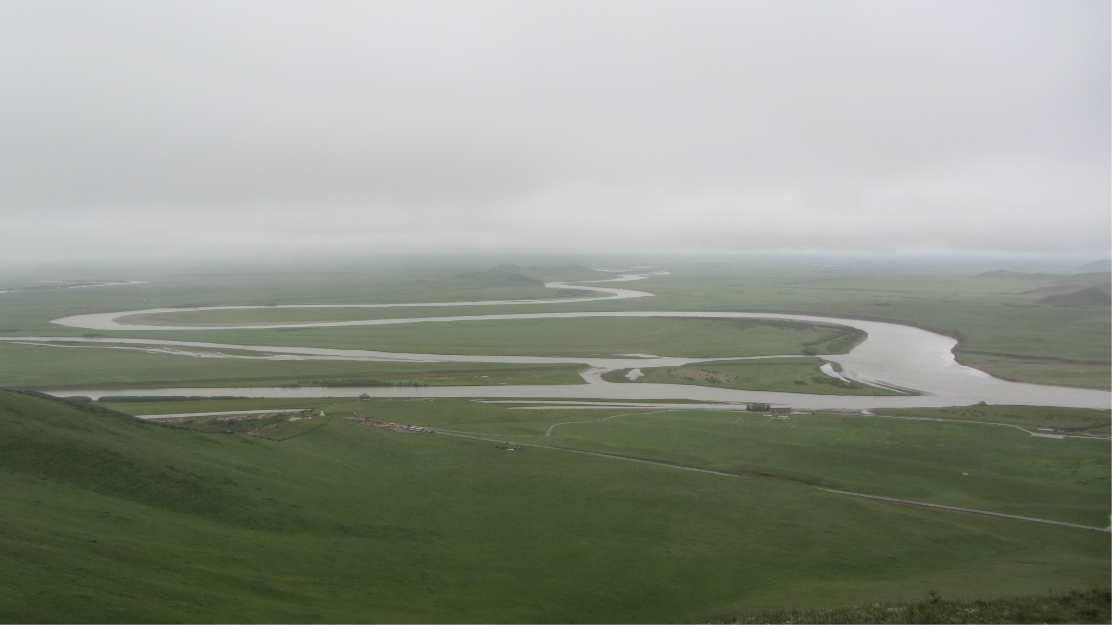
(978, 270, 1111, 291)
(1063, 271, 1112, 285)
(1081, 259, 1112, 272)
(975, 269, 1109, 281)
(1039, 285, 1112, 307)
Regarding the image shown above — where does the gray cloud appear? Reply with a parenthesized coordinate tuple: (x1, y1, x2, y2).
(0, 0, 1107, 262)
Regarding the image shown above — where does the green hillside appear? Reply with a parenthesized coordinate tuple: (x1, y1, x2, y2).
(0, 390, 1108, 623)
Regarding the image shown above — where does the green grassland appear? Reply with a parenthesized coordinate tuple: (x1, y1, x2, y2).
(146, 410, 325, 439)
(955, 352, 1111, 390)
(144, 411, 358, 442)
(875, 405, 1112, 432)
(0, 268, 586, 337)
(0, 341, 584, 389)
(0, 261, 1107, 390)
(333, 398, 1110, 527)
(615, 264, 1110, 388)
(169, 411, 331, 440)
(98, 397, 329, 416)
(137, 316, 863, 358)
(602, 357, 900, 396)
(3, 262, 1108, 622)
(1, 391, 1108, 623)
(0, 316, 867, 390)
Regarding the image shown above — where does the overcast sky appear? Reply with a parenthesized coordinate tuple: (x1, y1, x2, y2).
(0, 0, 1108, 263)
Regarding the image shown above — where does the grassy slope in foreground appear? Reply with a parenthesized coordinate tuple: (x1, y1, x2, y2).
(0, 391, 1108, 623)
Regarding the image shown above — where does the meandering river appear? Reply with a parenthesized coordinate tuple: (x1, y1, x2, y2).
(10, 272, 1109, 410)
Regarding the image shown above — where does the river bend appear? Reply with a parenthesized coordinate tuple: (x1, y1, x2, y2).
(9, 271, 1108, 409)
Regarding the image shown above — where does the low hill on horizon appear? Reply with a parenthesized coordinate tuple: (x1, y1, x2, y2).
(1080, 259, 1112, 272)
(977, 269, 1111, 285)
(1040, 285, 1112, 307)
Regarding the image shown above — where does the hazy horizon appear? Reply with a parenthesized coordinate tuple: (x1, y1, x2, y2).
(1, 251, 1107, 283)
(2, 0, 1108, 264)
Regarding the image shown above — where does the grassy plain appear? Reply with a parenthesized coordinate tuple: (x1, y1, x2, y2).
(602, 357, 900, 396)
(99, 397, 330, 416)
(955, 352, 1110, 390)
(140, 316, 862, 358)
(0, 315, 864, 390)
(0, 341, 584, 389)
(1, 391, 1108, 623)
(3, 261, 1108, 622)
(0, 269, 584, 337)
(624, 264, 1110, 388)
(0, 260, 1108, 389)
(0, 305, 869, 391)
(875, 405, 1112, 431)
(336, 398, 1111, 527)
